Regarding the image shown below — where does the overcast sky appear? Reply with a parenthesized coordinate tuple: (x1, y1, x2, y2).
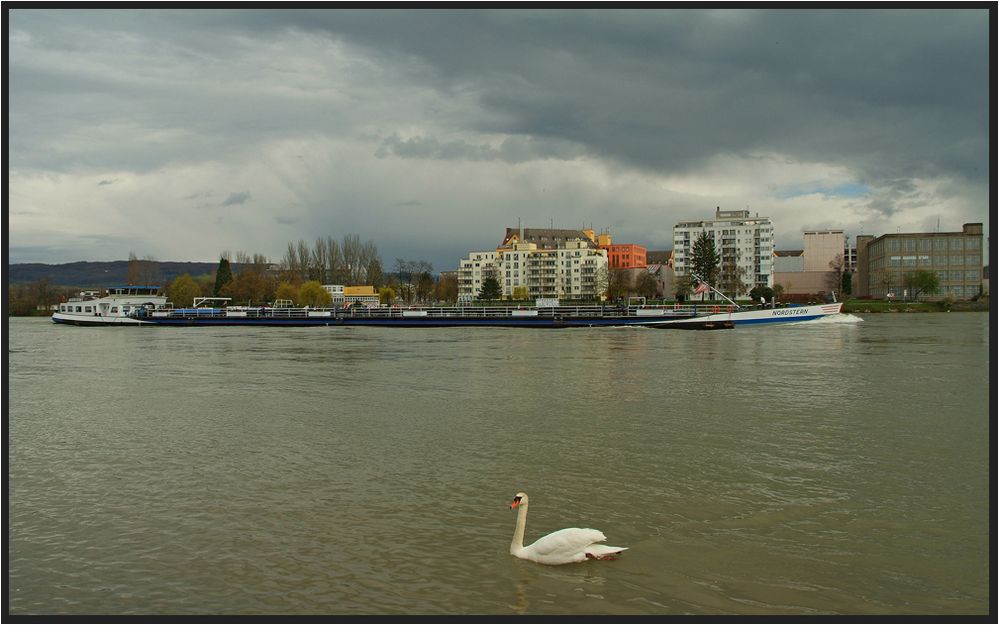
(8, 8, 992, 271)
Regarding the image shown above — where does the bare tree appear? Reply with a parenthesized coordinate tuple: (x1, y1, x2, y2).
(327, 236, 346, 284)
(826, 253, 846, 297)
(296, 239, 311, 282)
(341, 234, 362, 284)
(312, 237, 329, 284)
(717, 257, 747, 300)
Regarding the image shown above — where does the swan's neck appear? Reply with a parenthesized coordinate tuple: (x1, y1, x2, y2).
(511, 502, 528, 554)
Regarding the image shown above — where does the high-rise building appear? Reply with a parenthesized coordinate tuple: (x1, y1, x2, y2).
(855, 223, 984, 299)
(673, 207, 774, 297)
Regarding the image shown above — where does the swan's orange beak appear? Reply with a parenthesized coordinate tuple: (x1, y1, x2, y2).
(510, 499, 520, 509)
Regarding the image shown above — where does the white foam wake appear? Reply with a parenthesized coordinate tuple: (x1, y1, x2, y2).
(802, 313, 863, 324)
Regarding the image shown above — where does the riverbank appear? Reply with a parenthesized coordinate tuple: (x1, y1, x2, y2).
(841, 298, 989, 313)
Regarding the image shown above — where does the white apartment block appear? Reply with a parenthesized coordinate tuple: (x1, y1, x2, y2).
(673, 207, 774, 296)
(457, 251, 499, 301)
(458, 240, 608, 301)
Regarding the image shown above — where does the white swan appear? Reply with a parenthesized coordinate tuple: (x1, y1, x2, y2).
(509, 492, 628, 565)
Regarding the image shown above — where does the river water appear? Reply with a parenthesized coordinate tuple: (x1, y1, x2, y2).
(6, 313, 991, 616)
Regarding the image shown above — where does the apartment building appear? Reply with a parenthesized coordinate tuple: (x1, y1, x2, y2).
(673, 207, 774, 297)
(458, 240, 608, 301)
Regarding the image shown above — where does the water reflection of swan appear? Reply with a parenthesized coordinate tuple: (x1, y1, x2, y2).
(511, 564, 610, 614)
(509, 492, 628, 565)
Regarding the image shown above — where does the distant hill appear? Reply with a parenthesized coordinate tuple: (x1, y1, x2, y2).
(7, 261, 223, 287)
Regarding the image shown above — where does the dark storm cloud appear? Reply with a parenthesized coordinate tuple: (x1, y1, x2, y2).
(222, 8, 987, 183)
(16, 9, 985, 183)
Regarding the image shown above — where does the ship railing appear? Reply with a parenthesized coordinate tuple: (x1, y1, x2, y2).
(337, 305, 720, 319)
(153, 302, 737, 320)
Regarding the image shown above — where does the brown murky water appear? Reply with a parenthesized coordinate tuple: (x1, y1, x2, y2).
(7, 313, 990, 615)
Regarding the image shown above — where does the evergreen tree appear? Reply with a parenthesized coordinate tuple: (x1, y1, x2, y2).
(213, 256, 233, 297)
(690, 232, 720, 286)
(478, 275, 502, 300)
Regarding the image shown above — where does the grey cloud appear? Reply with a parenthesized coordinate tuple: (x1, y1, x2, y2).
(97, 179, 116, 186)
(6, 9, 989, 266)
(376, 134, 586, 163)
(275, 216, 297, 225)
(221, 191, 251, 206)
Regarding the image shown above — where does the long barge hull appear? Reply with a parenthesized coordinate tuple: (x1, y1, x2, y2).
(115, 315, 710, 329)
(54, 303, 842, 329)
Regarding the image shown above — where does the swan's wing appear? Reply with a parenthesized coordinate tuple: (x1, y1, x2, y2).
(526, 527, 607, 558)
(584, 544, 628, 559)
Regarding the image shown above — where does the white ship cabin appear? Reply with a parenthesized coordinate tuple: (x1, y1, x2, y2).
(55, 285, 166, 319)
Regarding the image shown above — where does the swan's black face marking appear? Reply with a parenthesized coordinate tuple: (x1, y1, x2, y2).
(510, 495, 523, 509)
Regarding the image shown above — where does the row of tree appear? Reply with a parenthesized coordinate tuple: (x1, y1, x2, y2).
(157, 236, 458, 307)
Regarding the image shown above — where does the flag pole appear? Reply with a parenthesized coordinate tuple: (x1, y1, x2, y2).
(689, 272, 741, 309)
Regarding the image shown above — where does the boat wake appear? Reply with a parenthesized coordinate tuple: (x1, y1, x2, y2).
(801, 313, 863, 324)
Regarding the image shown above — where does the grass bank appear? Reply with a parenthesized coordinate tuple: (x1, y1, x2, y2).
(841, 298, 989, 313)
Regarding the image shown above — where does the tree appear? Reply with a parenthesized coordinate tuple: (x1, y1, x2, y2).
(379, 286, 396, 305)
(274, 282, 299, 305)
(718, 259, 747, 300)
(842, 272, 853, 296)
(674, 274, 693, 301)
(594, 265, 611, 300)
(168, 274, 201, 308)
(690, 232, 720, 297)
(607, 269, 633, 300)
(478, 266, 502, 300)
(126, 252, 161, 287)
(366, 256, 384, 289)
(127, 251, 141, 285)
(826, 253, 846, 298)
(512, 285, 530, 300)
(903, 270, 939, 301)
(416, 272, 435, 303)
(634, 272, 659, 299)
(221, 271, 274, 306)
(213, 255, 233, 296)
(772, 283, 785, 303)
(299, 281, 332, 307)
(749, 285, 775, 304)
(435, 274, 459, 303)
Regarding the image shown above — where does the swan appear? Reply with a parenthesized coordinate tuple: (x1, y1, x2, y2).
(509, 492, 628, 565)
